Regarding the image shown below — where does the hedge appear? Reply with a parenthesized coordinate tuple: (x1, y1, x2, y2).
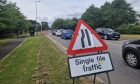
(115, 24, 140, 34)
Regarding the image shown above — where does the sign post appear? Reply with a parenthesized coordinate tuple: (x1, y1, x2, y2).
(67, 19, 114, 84)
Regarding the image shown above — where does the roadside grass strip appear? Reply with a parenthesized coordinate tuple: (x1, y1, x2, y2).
(0, 33, 71, 84)
(0, 36, 39, 84)
(0, 39, 10, 46)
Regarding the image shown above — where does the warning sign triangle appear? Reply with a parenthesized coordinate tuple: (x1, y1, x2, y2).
(67, 19, 108, 55)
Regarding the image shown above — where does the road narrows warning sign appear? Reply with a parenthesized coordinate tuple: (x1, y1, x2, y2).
(67, 19, 108, 55)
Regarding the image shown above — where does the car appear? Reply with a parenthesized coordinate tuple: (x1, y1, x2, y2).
(95, 28, 120, 40)
(52, 30, 57, 35)
(61, 29, 74, 40)
(122, 40, 140, 68)
(55, 29, 64, 36)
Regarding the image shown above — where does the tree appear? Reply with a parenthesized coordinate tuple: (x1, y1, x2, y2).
(41, 21, 49, 30)
(51, 18, 65, 29)
(81, 5, 104, 29)
(81, 0, 137, 29)
(0, 0, 30, 37)
(51, 18, 78, 30)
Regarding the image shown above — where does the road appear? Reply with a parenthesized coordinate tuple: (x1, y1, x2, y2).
(46, 31, 140, 84)
(0, 38, 24, 60)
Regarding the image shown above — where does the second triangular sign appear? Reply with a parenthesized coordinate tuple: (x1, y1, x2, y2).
(67, 19, 108, 55)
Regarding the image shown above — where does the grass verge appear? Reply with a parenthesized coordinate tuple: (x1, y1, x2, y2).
(0, 33, 71, 84)
(0, 39, 10, 46)
(120, 34, 140, 40)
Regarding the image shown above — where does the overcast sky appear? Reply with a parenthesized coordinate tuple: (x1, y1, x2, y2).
(9, 0, 140, 25)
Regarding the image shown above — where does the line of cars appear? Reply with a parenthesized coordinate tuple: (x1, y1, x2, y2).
(52, 29, 74, 40)
(51, 28, 140, 68)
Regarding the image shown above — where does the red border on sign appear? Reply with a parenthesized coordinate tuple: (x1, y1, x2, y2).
(67, 19, 108, 55)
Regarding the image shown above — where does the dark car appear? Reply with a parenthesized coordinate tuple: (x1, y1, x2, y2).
(122, 40, 140, 68)
(61, 30, 74, 40)
(52, 30, 57, 35)
(95, 28, 120, 40)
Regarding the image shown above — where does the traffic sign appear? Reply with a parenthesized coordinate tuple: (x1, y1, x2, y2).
(68, 52, 114, 78)
(67, 20, 108, 55)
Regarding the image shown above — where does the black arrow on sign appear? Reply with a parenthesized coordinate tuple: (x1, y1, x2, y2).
(81, 29, 92, 48)
(81, 29, 85, 48)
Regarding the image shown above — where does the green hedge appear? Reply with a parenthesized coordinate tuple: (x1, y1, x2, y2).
(115, 24, 140, 34)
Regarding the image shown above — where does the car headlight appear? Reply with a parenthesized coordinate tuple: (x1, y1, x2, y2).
(123, 41, 130, 45)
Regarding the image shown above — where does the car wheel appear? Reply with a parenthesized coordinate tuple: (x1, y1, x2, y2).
(124, 51, 140, 68)
(104, 35, 108, 40)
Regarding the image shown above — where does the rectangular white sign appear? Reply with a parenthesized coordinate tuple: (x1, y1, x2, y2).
(68, 52, 114, 78)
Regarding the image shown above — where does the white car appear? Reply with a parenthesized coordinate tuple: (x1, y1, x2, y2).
(55, 29, 64, 36)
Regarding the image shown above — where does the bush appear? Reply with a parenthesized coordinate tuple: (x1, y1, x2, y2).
(115, 24, 140, 34)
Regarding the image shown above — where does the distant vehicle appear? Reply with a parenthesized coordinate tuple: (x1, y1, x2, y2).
(61, 29, 74, 40)
(52, 30, 57, 35)
(55, 29, 64, 36)
(122, 40, 140, 68)
(95, 28, 120, 40)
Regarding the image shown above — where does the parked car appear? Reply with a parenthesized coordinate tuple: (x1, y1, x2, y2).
(61, 30, 74, 40)
(52, 30, 57, 35)
(95, 28, 120, 40)
(122, 40, 140, 68)
(55, 29, 64, 36)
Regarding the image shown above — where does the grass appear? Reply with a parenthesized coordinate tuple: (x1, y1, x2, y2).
(120, 34, 140, 40)
(0, 33, 71, 84)
(0, 39, 10, 46)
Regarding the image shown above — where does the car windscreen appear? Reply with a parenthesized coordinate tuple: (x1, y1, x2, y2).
(63, 30, 73, 33)
(105, 29, 114, 33)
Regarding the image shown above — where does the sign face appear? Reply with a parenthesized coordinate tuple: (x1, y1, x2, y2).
(68, 52, 114, 78)
(67, 19, 108, 55)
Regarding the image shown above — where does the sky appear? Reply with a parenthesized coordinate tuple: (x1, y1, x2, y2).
(9, 0, 140, 25)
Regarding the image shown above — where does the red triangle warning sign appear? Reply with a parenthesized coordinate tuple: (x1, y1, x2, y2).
(67, 19, 108, 55)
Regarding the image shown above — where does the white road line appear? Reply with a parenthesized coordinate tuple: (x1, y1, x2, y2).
(107, 43, 122, 47)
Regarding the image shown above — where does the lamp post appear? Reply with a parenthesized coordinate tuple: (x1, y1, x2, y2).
(35, 0, 40, 36)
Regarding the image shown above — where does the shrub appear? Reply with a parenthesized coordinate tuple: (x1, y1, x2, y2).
(115, 24, 140, 34)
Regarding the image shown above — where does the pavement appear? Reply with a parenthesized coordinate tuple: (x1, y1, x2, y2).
(0, 38, 24, 60)
(46, 30, 140, 84)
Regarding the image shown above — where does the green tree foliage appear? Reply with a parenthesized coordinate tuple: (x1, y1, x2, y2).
(41, 21, 49, 30)
(51, 18, 65, 29)
(28, 20, 41, 32)
(115, 24, 140, 34)
(0, 0, 30, 37)
(81, 5, 104, 29)
(81, 0, 137, 29)
(51, 18, 78, 30)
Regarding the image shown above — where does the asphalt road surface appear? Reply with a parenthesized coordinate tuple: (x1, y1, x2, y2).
(0, 38, 24, 60)
(47, 31, 140, 84)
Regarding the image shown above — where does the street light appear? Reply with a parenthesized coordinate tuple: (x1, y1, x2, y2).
(35, 0, 40, 36)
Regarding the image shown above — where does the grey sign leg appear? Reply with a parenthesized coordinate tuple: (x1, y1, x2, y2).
(106, 72, 111, 84)
(93, 74, 96, 84)
(73, 78, 75, 84)
(77, 77, 80, 84)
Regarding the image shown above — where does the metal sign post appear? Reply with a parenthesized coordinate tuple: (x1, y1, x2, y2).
(72, 54, 80, 84)
(93, 51, 112, 84)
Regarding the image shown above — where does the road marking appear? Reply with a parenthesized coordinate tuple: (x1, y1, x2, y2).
(107, 43, 122, 47)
